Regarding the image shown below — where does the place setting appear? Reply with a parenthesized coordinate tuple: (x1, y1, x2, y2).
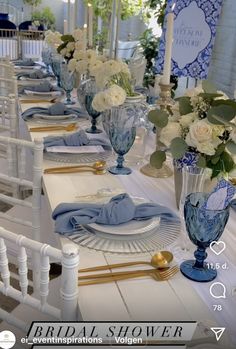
(51, 191, 181, 254)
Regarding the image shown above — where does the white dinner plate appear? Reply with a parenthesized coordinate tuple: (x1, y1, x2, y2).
(88, 197, 160, 236)
(24, 90, 62, 97)
(33, 113, 75, 120)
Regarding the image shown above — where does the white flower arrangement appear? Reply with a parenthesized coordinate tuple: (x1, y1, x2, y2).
(44, 30, 62, 47)
(92, 85, 127, 112)
(149, 81, 236, 178)
(90, 59, 134, 112)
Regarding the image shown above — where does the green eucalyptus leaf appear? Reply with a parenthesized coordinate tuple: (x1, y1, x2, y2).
(198, 93, 223, 99)
(150, 150, 166, 169)
(148, 109, 169, 128)
(61, 34, 74, 42)
(202, 80, 217, 93)
(197, 155, 206, 168)
(226, 141, 236, 154)
(57, 42, 67, 53)
(207, 105, 236, 125)
(170, 137, 188, 159)
(211, 156, 220, 165)
(215, 143, 226, 156)
(175, 97, 193, 115)
(212, 99, 236, 109)
(221, 151, 235, 172)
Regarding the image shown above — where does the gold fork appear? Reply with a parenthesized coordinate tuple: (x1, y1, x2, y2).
(78, 265, 179, 286)
(29, 123, 78, 132)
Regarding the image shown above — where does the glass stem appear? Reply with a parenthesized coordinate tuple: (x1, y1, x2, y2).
(66, 91, 72, 103)
(117, 154, 124, 168)
(194, 247, 207, 268)
(91, 117, 97, 131)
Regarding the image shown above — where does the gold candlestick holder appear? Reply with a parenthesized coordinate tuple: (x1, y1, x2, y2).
(140, 82, 174, 178)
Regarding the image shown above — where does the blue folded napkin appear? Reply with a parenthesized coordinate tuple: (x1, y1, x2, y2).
(14, 59, 35, 66)
(19, 81, 61, 95)
(52, 193, 179, 234)
(17, 70, 53, 80)
(21, 102, 85, 120)
(44, 129, 110, 149)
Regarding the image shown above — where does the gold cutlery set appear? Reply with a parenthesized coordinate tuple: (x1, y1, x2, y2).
(78, 251, 179, 286)
(44, 160, 107, 175)
(30, 123, 78, 132)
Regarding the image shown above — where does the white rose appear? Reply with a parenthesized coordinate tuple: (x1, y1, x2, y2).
(103, 60, 121, 76)
(72, 28, 84, 41)
(179, 112, 197, 128)
(196, 142, 216, 156)
(60, 48, 67, 57)
(187, 120, 213, 144)
(106, 85, 126, 107)
(73, 49, 86, 60)
(160, 122, 182, 147)
(85, 49, 97, 61)
(75, 60, 88, 74)
(92, 91, 110, 112)
(66, 42, 75, 52)
(89, 60, 103, 76)
(68, 58, 77, 72)
(75, 41, 86, 51)
(230, 128, 236, 143)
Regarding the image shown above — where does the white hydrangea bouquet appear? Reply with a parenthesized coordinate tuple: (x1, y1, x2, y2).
(149, 81, 236, 178)
(91, 59, 135, 112)
(45, 28, 87, 61)
(67, 49, 106, 76)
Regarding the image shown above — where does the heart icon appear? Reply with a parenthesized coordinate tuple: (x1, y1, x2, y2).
(210, 241, 226, 256)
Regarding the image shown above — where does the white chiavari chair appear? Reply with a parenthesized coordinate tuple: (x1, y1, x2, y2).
(0, 62, 14, 79)
(0, 136, 59, 290)
(0, 227, 81, 335)
(0, 76, 18, 96)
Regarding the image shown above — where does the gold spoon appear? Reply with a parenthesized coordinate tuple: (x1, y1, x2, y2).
(44, 160, 106, 174)
(78, 265, 179, 286)
(79, 251, 173, 274)
(30, 123, 78, 132)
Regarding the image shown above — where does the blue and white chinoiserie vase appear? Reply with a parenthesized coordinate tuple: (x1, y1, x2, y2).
(103, 103, 137, 175)
(59, 62, 76, 105)
(180, 192, 230, 282)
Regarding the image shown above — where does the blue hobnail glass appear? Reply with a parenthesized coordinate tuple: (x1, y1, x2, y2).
(180, 192, 230, 282)
(59, 62, 76, 105)
(84, 78, 102, 134)
(106, 107, 136, 175)
(41, 47, 52, 73)
(51, 53, 63, 87)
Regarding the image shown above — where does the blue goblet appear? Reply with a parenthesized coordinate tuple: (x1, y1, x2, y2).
(51, 53, 63, 87)
(180, 192, 230, 282)
(84, 77, 102, 133)
(85, 93, 102, 133)
(107, 109, 136, 175)
(41, 47, 52, 73)
(60, 62, 76, 105)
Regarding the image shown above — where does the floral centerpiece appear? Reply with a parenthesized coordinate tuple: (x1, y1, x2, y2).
(44, 30, 62, 48)
(91, 59, 135, 112)
(149, 81, 236, 178)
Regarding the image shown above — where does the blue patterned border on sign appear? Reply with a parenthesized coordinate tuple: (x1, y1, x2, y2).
(155, 0, 223, 79)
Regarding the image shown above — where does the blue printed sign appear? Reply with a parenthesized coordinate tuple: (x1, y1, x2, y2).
(156, 0, 223, 79)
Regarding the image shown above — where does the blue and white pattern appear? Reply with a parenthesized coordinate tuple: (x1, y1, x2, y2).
(156, 0, 223, 79)
(174, 151, 198, 170)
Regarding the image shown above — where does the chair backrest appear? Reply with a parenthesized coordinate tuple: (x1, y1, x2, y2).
(0, 226, 80, 329)
(0, 136, 43, 288)
(0, 76, 17, 96)
(0, 95, 18, 137)
(0, 61, 14, 78)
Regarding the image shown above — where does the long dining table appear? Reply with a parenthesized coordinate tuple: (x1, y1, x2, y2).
(19, 99, 236, 347)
